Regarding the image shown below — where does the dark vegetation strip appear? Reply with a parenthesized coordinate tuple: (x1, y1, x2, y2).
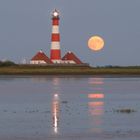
(114, 109, 136, 113)
(0, 61, 140, 75)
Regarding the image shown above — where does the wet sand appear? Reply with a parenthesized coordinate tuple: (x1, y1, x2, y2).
(1, 131, 140, 140)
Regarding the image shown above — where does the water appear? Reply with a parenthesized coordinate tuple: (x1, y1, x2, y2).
(0, 75, 140, 140)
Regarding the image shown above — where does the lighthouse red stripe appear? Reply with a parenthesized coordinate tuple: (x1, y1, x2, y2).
(51, 34, 60, 41)
(52, 19, 59, 25)
(50, 50, 61, 60)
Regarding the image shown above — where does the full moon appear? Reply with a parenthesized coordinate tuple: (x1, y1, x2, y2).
(88, 36, 105, 51)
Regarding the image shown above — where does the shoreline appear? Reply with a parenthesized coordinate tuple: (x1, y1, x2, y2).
(0, 66, 140, 76)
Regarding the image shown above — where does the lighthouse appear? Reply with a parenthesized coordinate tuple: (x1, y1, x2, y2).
(50, 9, 62, 63)
(30, 9, 85, 66)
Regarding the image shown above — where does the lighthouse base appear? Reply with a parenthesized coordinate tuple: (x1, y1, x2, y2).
(51, 60, 63, 64)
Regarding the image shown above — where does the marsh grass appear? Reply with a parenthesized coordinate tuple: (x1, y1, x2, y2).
(0, 65, 140, 75)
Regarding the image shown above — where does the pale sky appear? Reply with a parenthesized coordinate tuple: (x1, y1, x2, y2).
(0, 0, 140, 66)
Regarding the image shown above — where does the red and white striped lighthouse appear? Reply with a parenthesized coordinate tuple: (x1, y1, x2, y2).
(50, 9, 61, 63)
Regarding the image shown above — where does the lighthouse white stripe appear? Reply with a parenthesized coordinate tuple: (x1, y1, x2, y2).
(51, 46, 60, 50)
(52, 26, 59, 34)
(51, 42, 60, 50)
(51, 42, 60, 46)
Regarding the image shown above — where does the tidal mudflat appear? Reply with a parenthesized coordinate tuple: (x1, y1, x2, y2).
(0, 75, 140, 140)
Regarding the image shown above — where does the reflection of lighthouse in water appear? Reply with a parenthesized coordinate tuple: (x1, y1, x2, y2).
(52, 94, 60, 134)
(51, 77, 61, 134)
